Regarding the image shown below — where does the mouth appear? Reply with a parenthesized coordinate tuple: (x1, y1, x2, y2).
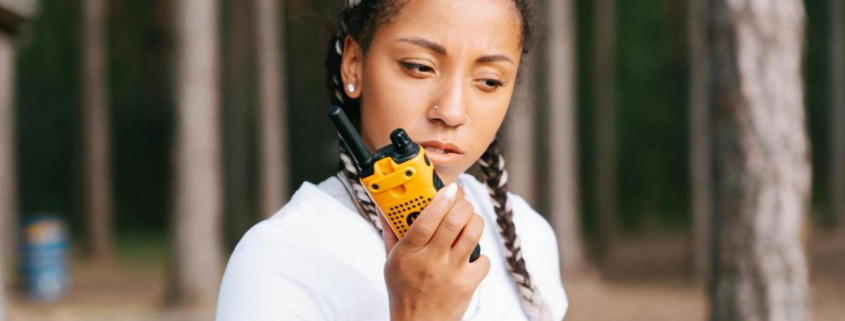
(419, 141, 464, 165)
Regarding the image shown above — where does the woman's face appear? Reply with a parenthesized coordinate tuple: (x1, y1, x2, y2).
(340, 0, 523, 186)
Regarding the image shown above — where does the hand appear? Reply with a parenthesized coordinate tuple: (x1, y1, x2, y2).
(380, 183, 490, 321)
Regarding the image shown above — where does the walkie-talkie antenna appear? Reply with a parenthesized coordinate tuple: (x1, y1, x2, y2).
(328, 106, 372, 171)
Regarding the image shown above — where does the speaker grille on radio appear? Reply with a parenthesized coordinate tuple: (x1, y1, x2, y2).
(387, 197, 432, 237)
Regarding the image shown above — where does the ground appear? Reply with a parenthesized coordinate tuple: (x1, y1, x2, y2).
(562, 230, 845, 321)
(6, 230, 844, 321)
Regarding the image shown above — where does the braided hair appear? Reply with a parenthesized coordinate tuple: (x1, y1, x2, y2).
(325, 1, 550, 320)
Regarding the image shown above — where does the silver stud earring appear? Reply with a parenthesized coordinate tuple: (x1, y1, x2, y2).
(347, 84, 356, 93)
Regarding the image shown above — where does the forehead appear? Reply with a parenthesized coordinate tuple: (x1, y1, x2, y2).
(373, 0, 523, 55)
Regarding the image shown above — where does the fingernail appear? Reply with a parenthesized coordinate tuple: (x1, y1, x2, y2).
(445, 183, 458, 199)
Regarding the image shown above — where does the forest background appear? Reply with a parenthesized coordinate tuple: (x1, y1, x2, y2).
(0, 0, 842, 320)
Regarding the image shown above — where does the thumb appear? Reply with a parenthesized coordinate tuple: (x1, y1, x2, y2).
(379, 209, 399, 254)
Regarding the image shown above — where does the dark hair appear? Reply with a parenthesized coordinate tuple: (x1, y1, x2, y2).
(325, 1, 550, 320)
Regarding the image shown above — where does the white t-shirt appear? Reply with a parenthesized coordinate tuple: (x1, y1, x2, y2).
(216, 172, 568, 321)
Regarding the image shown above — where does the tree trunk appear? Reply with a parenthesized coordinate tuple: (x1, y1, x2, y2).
(830, 0, 845, 228)
(505, 56, 537, 207)
(224, 0, 254, 249)
(169, 0, 224, 305)
(688, 0, 713, 284)
(81, 0, 112, 262)
(254, 0, 289, 218)
(546, 0, 586, 272)
(593, 0, 617, 262)
(709, 1, 811, 320)
(0, 31, 16, 321)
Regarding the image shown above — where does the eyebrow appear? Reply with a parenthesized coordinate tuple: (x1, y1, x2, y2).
(476, 54, 514, 65)
(395, 37, 515, 65)
(397, 37, 447, 55)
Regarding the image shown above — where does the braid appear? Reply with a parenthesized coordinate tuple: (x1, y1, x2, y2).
(478, 138, 552, 321)
(338, 140, 383, 233)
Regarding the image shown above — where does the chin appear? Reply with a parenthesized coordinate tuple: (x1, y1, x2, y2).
(433, 164, 468, 184)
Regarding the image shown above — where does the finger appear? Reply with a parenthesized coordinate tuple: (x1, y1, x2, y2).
(400, 183, 460, 249)
(427, 199, 474, 250)
(454, 185, 465, 200)
(452, 214, 485, 263)
(465, 254, 491, 287)
(379, 209, 399, 254)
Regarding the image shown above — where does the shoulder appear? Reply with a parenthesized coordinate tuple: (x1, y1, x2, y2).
(225, 177, 384, 271)
(217, 177, 387, 320)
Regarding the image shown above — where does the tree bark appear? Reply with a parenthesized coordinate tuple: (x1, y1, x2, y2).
(224, 0, 254, 248)
(254, 0, 289, 218)
(546, 0, 586, 272)
(593, 0, 617, 262)
(688, 0, 714, 284)
(505, 56, 537, 207)
(81, 0, 112, 262)
(169, 0, 224, 305)
(829, 0, 845, 228)
(709, 1, 811, 320)
(0, 31, 16, 321)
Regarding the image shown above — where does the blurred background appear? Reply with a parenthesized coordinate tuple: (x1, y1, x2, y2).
(0, 0, 842, 320)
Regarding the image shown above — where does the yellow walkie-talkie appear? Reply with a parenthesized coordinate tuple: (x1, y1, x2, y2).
(329, 106, 481, 263)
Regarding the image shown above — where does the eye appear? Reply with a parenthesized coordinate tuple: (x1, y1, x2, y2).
(477, 78, 505, 91)
(400, 61, 435, 75)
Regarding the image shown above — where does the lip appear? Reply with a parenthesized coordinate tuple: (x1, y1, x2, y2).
(418, 141, 465, 154)
(419, 141, 465, 165)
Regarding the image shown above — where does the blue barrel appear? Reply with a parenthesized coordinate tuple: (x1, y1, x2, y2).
(20, 215, 69, 301)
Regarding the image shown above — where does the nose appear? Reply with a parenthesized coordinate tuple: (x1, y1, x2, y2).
(428, 76, 467, 127)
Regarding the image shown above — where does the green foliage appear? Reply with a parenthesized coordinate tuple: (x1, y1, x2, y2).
(576, 0, 689, 235)
(16, 0, 81, 229)
(106, 0, 174, 229)
(16, 0, 173, 232)
(805, 0, 833, 222)
(614, 0, 689, 231)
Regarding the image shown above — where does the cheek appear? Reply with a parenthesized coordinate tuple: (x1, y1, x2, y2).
(359, 60, 431, 148)
(469, 85, 511, 134)
(479, 110, 507, 138)
(465, 105, 507, 156)
(457, 86, 511, 164)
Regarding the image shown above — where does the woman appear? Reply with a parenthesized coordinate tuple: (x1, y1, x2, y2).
(216, 0, 568, 320)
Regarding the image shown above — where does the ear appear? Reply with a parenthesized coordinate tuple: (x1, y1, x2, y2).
(340, 35, 364, 99)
